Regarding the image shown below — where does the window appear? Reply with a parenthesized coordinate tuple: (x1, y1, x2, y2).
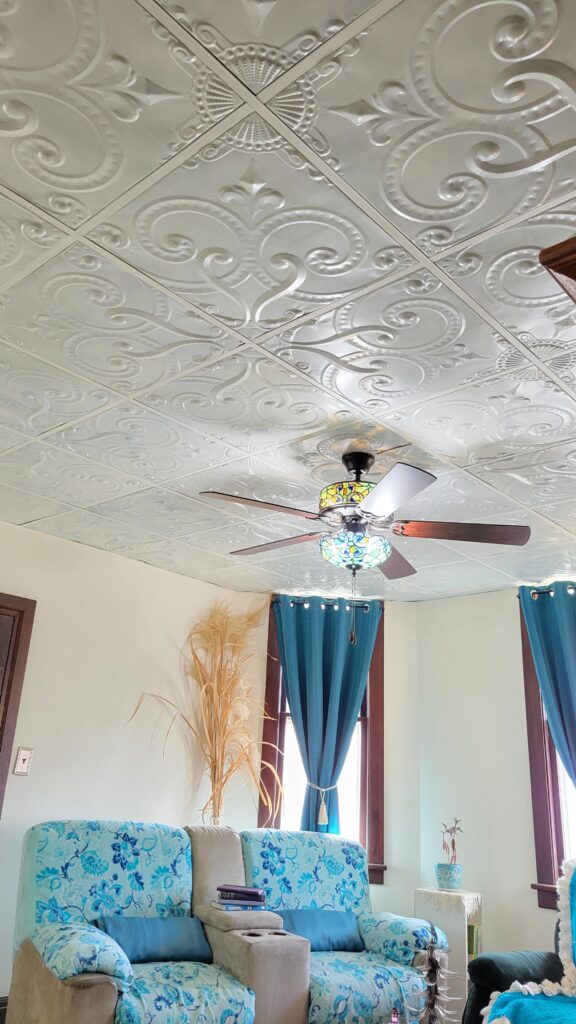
(258, 601, 385, 883)
(521, 608, 564, 909)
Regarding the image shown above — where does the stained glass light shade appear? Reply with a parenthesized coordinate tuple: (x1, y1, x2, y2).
(318, 480, 374, 513)
(319, 530, 392, 570)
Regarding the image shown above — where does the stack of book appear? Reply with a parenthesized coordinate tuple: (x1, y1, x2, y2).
(212, 884, 267, 912)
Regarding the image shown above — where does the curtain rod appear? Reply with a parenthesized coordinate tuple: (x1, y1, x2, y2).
(518, 583, 576, 599)
(271, 596, 374, 611)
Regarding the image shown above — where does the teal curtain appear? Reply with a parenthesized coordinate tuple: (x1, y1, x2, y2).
(519, 582, 576, 787)
(273, 595, 382, 833)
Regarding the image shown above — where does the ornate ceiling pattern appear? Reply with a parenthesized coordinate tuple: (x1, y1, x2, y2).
(1, 0, 576, 600)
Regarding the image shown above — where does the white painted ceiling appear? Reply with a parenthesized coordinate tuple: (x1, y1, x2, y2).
(1, 0, 576, 601)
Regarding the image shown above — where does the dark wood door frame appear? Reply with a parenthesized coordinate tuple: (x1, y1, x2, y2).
(0, 593, 36, 818)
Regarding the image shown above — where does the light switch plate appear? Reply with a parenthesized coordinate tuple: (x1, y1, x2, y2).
(13, 747, 33, 775)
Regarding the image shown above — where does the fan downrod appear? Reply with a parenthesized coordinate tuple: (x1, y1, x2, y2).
(341, 450, 375, 482)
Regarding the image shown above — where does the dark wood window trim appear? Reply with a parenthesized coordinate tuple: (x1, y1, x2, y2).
(520, 606, 563, 910)
(0, 592, 36, 818)
(258, 601, 386, 885)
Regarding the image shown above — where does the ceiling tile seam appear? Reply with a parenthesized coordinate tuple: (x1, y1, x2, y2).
(429, 186, 576, 262)
(0, 183, 79, 236)
(256, 0, 407, 103)
(456, 462, 576, 542)
(460, 434, 576, 473)
(136, 0, 405, 110)
(244, 262, 421, 345)
(0, 335, 132, 403)
(222, 103, 576, 401)
(0, 331, 256, 445)
(442, 545, 574, 582)
(20, 503, 245, 553)
(0, 236, 80, 297)
(77, 104, 252, 236)
(376, 361, 576, 420)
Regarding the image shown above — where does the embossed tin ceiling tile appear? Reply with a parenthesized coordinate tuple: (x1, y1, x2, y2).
(436, 202, 576, 353)
(408, 561, 516, 598)
(433, 509, 569, 561)
(0, 342, 112, 437)
(118, 537, 233, 577)
(394, 468, 518, 521)
(0, 0, 238, 225)
(89, 127, 412, 334)
(156, 0, 381, 91)
(0, 426, 27, 455)
(470, 440, 576, 506)
(191, 515, 321, 559)
(204, 563, 290, 593)
(0, 442, 144, 507)
(89, 487, 240, 542)
(139, 350, 359, 451)
(48, 403, 242, 484)
(260, 422, 443, 491)
(266, 272, 522, 414)
(472, 542, 576, 582)
(293, 0, 576, 250)
(0, 481, 72, 525)
(0, 244, 233, 393)
(0, 193, 67, 286)
(537, 498, 576, 534)
(383, 372, 576, 465)
(26, 508, 162, 554)
(171, 456, 320, 516)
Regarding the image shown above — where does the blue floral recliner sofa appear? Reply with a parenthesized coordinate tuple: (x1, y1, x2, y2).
(7, 820, 256, 1024)
(240, 829, 449, 1024)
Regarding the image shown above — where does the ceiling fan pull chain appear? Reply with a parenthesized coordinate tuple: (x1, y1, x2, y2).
(349, 569, 358, 645)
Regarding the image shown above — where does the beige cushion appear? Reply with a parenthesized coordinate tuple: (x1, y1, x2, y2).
(186, 825, 246, 912)
(196, 902, 283, 931)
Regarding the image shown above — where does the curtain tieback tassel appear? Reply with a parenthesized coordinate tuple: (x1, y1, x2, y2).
(308, 781, 338, 825)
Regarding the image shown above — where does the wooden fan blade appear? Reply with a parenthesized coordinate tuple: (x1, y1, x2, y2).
(358, 462, 436, 518)
(379, 545, 417, 579)
(230, 532, 322, 557)
(199, 491, 319, 520)
(393, 521, 531, 545)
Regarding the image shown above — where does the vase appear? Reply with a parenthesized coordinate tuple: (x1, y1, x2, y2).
(435, 862, 462, 890)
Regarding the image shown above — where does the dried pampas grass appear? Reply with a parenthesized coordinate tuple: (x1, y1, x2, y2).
(133, 599, 282, 825)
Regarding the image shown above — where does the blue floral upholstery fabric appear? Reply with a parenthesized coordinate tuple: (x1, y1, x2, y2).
(357, 912, 449, 965)
(309, 952, 427, 1024)
(14, 820, 192, 950)
(115, 962, 255, 1024)
(32, 922, 134, 991)
(240, 830, 370, 913)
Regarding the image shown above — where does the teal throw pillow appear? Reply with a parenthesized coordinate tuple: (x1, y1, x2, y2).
(279, 909, 365, 952)
(97, 915, 212, 964)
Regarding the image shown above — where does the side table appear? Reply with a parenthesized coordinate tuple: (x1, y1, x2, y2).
(414, 887, 482, 1021)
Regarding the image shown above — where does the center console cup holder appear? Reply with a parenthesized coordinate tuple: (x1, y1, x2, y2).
(242, 930, 289, 937)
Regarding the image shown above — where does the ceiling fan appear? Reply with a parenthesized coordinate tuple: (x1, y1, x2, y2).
(200, 450, 530, 580)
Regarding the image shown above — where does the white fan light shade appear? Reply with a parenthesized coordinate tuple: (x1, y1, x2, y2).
(358, 462, 437, 518)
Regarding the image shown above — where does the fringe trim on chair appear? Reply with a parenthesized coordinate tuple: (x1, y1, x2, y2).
(480, 859, 576, 1024)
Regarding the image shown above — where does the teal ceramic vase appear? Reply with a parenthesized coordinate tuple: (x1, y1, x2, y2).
(435, 862, 462, 890)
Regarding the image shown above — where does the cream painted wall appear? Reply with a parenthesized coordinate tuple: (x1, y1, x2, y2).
(415, 590, 553, 951)
(0, 519, 268, 994)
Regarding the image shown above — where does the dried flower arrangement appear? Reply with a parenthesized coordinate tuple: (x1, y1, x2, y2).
(133, 599, 281, 825)
(441, 817, 463, 864)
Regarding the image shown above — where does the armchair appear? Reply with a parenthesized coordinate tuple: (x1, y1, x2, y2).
(240, 828, 449, 1023)
(7, 820, 256, 1024)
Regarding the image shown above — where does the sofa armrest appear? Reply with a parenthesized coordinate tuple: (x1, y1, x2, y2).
(357, 912, 449, 965)
(7, 939, 119, 1024)
(31, 922, 133, 991)
(206, 925, 310, 1024)
(196, 902, 283, 931)
(468, 950, 563, 992)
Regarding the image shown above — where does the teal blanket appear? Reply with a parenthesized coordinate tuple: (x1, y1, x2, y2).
(488, 991, 576, 1023)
